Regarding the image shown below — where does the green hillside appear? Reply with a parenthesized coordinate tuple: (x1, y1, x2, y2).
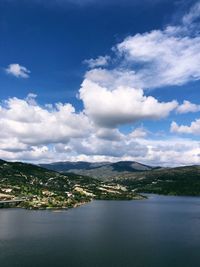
(0, 160, 142, 209)
(115, 166, 200, 196)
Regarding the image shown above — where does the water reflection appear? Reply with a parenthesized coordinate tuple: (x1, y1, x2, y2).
(0, 196, 200, 267)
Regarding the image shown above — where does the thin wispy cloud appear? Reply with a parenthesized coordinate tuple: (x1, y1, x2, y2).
(84, 56, 110, 68)
(182, 1, 200, 26)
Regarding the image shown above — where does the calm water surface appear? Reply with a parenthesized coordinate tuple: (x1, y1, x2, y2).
(0, 195, 200, 267)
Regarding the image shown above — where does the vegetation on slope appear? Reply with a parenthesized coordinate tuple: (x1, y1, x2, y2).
(115, 166, 200, 196)
(40, 160, 200, 196)
(0, 160, 142, 209)
(40, 161, 155, 180)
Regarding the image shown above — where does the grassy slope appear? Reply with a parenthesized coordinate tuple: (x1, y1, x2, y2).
(0, 160, 141, 208)
(115, 166, 200, 196)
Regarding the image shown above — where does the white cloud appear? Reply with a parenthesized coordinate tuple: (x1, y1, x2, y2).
(0, 95, 91, 146)
(129, 127, 148, 138)
(79, 78, 178, 128)
(1, 130, 200, 167)
(0, 145, 51, 162)
(0, 94, 199, 166)
(0, 138, 28, 152)
(171, 119, 200, 135)
(2, 2, 200, 165)
(116, 26, 200, 88)
(84, 55, 110, 68)
(85, 68, 140, 89)
(138, 138, 200, 166)
(5, 63, 30, 78)
(0, 94, 177, 164)
(176, 100, 200, 114)
(68, 135, 148, 158)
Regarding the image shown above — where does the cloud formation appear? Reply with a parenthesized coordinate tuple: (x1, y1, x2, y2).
(129, 127, 148, 138)
(0, 93, 199, 167)
(79, 78, 178, 128)
(182, 1, 200, 27)
(0, 95, 91, 147)
(5, 63, 30, 78)
(84, 56, 110, 68)
(1, 2, 200, 166)
(116, 26, 200, 88)
(171, 119, 200, 135)
(176, 100, 200, 114)
(0, 93, 184, 165)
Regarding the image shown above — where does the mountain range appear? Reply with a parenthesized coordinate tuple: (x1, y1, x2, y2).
(40, 161, 157, 180)
(40, 160, 200, 196)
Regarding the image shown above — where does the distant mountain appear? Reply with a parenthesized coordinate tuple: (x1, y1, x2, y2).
(40, 161, 156, 180)
(40, 161, 110, 172)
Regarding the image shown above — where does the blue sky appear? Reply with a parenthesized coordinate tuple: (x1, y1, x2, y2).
(0, 0, 176, 103)
(1, 0, 200, 165)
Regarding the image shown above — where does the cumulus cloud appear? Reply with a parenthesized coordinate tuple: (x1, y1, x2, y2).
(0, 93, 181, 165)
(171, 119, 200, 135)
(0, 145, 51, 162)
(0, 93, 178, 164)
(79, 78, 178, 128)
(0, 138, 28, 152)
(176, 100, 200, 114)
(68, 135, 148, 158)
(1, 130, 200, 167)
(0, 94, 199, 166)
(5, 63, 30, 78)
(84, 56, 110, 68)
(0, 95, 91, 146)
(139, 138, 200, 166)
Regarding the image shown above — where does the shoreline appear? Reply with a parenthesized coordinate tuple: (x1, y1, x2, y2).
(0, 194, 146, 211)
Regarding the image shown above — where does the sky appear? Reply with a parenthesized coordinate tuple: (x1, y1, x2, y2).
(1, 0, 200, 166)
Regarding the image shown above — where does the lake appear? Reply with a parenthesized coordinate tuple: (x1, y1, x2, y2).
(0, 195, 200, 267)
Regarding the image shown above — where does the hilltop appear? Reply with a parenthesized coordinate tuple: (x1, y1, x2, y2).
(40, 160, 156, 180)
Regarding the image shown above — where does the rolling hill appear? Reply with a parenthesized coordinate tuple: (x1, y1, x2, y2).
(40, 160, 156, 180)
(0, 159, 142, 209)
(114, 165, 200, 196)
(40, 161, 200, 196)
